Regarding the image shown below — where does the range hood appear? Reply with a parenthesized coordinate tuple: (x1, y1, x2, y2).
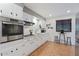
(24, 21, 35, 26)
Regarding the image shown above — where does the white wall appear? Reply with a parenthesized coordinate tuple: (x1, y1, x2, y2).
(46, 14, 76, 45)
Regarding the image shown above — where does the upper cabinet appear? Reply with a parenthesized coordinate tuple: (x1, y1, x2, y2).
(23, 12, 33, 22)
(0, 4, 23, 20)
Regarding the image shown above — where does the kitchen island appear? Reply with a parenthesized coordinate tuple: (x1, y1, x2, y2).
(0, 33, 48, 56)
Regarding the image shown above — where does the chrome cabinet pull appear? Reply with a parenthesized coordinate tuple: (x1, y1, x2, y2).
(1, 53, 3, 56)
(16, 14, 17, 16)
(11, 50, 13, 53)
(0, 10, 2, 13)
(11, 12, 13, 15)
(16, 48, 18, 50)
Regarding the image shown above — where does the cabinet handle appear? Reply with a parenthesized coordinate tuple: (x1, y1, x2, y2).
(11, 12, 13, 15)
(1, 53, 3, 56)
(0, 10, 2, 13)
(16, 48, 18, 50)
(11, 50, 13, 53)
(16, 14, 17, 16)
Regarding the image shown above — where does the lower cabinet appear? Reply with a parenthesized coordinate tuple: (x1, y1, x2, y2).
(0, 47, 16, 56)
(0, 34, 47, 56)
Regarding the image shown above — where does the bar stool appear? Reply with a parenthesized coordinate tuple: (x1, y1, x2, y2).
(54, 36, 60, 43)
(67, 37, 71, 45)
(59, 30, 66, 44)
(59, 33, 66, 44)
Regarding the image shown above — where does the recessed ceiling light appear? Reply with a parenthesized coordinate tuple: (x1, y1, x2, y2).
(66, 10, 71, 13)
(49, 14, 52, 17)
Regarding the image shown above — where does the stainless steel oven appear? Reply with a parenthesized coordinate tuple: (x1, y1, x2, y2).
(2, 20, 24, 42)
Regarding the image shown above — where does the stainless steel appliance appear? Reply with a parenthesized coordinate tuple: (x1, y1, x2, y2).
(1, 19, 24, 43)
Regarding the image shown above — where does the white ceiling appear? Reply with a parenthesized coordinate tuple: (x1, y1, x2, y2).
(24, 3, 79, 18)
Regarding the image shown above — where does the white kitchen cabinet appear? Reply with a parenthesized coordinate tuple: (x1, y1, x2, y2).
(0, 5, 6, 17)
(0, 47, 16, 56)
(0, 34, 48, 56)
(13, 44, 26, 56)
(10, 4, 23, 20)
(12, 7, 23, 20)
(23, 12, 33, 22)
(0, 4, 23, 20)
(0, 41, 24, 56)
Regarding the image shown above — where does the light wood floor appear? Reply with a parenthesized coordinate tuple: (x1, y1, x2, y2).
(30, 41, 75, 56)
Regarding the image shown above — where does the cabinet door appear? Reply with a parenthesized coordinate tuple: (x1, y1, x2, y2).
(11, 4, 23, 20)
(0, 4, 6, 17)
(0, 4, 11, 18)
(0, 47, 15, 56)
(14, 10, 23, 20)
(0, 4, 23, 19)
(13, 46, 25, 56)
(23, 12, 33, 22)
